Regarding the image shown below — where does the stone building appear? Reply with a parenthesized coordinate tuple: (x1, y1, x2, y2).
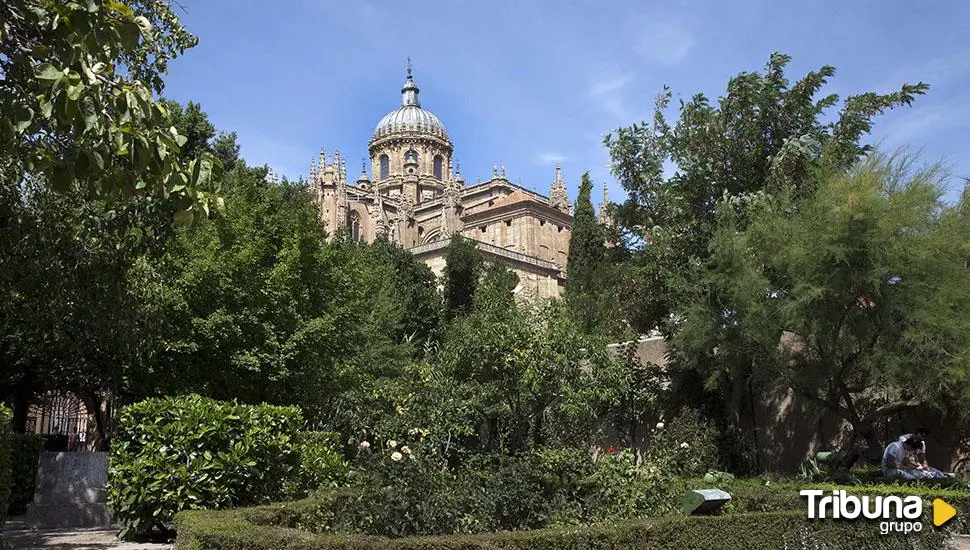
(309, 67, 583, 299)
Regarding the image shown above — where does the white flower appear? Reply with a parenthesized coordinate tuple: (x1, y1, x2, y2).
(358, 441, 370, 449)
(390, 451, 403, 462)
(401, 446, 412, 455)
(408, 427, 421, 436)
(387, 440, 397, 448)
(680, 442, 690, 449)
(656, 422, 665, 430)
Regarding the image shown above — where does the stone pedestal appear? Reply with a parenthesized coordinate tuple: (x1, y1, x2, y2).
(25, 452, 112, 528)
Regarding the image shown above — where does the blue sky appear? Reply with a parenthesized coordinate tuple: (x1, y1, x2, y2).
(161, 0, 970, 204)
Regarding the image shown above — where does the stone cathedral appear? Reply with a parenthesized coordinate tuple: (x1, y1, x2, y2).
(309, 67, 576, 299)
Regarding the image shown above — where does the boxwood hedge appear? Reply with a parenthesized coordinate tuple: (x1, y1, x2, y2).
(174, 503, 952, 550)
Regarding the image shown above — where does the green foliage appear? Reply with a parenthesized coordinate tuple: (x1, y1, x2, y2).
(442, 235, 483, 321)
(647, 409, 720, 478)
(677, 153, 970, 460)
(0, 406, 12, 521)
(565, 172, 605, 298)
(8, 433, 44, 515)
(173, 505, 950, 549)
(287, 432, 348, 497)
(296, 446, 676, 537)
(106, 395, 345, 539)
(151, 168, 357, 418)
(0, 0, 221, 220)
(437, 300, 622, 452)
(605, 52, 928, 333)
(0, 170, 181, 443)
(162, 99, 240, 170)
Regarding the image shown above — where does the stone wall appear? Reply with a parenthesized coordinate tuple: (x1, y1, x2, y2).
(616, 336, 963, 473)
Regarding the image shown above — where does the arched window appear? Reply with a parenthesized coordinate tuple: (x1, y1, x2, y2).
(348, 211, 361, 242)
(379, 154, 389, 180)
(433, 155, 443, 180)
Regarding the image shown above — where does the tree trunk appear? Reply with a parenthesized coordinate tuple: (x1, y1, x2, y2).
(79, 390, 110, 451)
(11, 383, 32, 433)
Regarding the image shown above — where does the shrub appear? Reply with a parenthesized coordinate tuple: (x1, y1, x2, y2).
(300, 445, 682, 537)
(0, 406, 11, 522)
(107, 395, 344, 539)
(8, 433, 44, 515)
(173, 505, 951, 549)
(583, 449, 678, 522)
(647, 408, 720, 477)
(283, 432, 348, 498)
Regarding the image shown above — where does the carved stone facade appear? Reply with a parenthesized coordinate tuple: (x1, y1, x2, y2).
(310, 68, 577, 299)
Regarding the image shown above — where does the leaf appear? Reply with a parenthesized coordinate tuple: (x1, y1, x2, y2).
(81, 96, 97, 132)
(38, 98, 53, 119)
(133, 16, 152, 36)
(36, 64, 64, 82)
(12, 104, 33, 133)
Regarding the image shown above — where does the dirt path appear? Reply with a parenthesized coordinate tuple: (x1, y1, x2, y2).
(2, 519, 172, 550)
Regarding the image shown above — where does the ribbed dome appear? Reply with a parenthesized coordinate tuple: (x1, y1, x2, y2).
(373, 69, 448, 139)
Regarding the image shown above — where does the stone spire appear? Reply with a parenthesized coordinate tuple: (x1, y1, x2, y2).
(598, 181, 613, 226)
(356, 159, 370, 188)
(549, 163, 569, 212)
(402, 59, 421, 107)
(454, 160, 465, 187)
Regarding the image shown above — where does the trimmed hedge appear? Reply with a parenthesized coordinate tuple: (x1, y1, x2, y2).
(174, 504, 951, 549)
(0, 406, 11, 522)
(8, 433, 44, 515)
(107, 395, 345, 539)
(703, 478, 970, 533)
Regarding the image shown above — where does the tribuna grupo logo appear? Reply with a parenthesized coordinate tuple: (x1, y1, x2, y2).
(801, 490, 926, 535)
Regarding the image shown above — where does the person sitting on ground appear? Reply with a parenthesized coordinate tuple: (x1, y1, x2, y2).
(898, 427, 947, 477)
(883, 437, 936, 480)
(899, 427, 930, 467)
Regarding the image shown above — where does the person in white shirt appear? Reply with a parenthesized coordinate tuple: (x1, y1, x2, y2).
(898, 427, 930, 469)
(882, 437, 932, 480)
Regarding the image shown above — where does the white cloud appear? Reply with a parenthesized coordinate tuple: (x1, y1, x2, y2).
(536, 152, 566, 165)
(636, 20, 693, 65)
(588, 74, 633, 98)
(588, 73, 634, 120)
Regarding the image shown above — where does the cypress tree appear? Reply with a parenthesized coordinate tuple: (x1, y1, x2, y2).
(443, 234, 483, 320)
(565, 172, 605, 297)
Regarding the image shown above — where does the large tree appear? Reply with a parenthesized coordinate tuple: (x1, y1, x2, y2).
(605, 52, 928, 332)
(565, 172, 605, 297)
(675, 154, 970, 462)
(442, 234, 483, 321)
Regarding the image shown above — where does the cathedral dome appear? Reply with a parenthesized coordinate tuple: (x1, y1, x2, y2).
(373, 69, 448, 139)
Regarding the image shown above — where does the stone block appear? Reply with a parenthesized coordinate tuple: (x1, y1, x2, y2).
(26, 452, 112, 528)
(681, 488, 732, 515)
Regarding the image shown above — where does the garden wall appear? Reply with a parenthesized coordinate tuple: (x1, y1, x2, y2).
(617, 337, 962, 473)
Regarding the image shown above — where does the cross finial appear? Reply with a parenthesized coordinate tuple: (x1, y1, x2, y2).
(407, 57, 413, 77)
